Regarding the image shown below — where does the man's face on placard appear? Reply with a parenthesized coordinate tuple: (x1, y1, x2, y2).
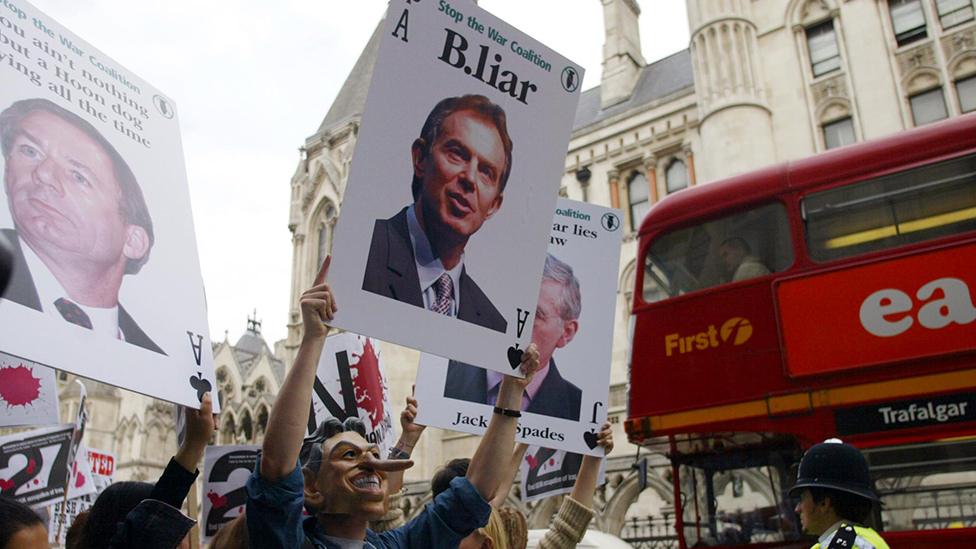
(532, 279, 578, 367)
(4, 109, 147, 272)
(413, 110, 506, 244)
(306, 431, 388, 520)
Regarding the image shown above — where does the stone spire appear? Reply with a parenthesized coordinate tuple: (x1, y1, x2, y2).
(600, 0, 646, 108)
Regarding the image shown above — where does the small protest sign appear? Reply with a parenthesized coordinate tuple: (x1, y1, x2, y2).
(0, 352, 58, 427)
(327, 0, 583, 377)
(48, 447, 115, 545)
(201, 445, 259, 544)
(0, 424, 95, 508)
(0, 0, 216, 410)
(519, 446, 605, 503)
(415, 199, 623, 454)
(307, 333, 394, 459)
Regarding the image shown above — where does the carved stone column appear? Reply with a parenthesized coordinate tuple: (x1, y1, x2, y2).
(608, 169, 621, 209)
(644, 156, 659, 204)
(684, 145, 697, 186)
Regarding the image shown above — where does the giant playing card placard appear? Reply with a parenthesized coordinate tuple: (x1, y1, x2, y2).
(415, 199, 622, 455)
(327, 0, 583, 376)
(0, 0, 216, 409)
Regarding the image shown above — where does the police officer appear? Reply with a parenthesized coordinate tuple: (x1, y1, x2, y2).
(789, 439, 890, 549)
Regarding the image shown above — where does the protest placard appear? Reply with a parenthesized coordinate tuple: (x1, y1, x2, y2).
(0, 351, 58, 427)
(201, 445, 259, 544)
(307, 333, 395, 458)
(0, 0, 216, 409)
(0, 424, 95, 508)
(415, 199, 623, 455)
(48, 447, 115, 545)
(327, 0, 583, 376)
(519, 446, 605, 503)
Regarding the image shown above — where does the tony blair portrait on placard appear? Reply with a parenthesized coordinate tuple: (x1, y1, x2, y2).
(362, 94, 511, 334)
(0, 98, 164, 355)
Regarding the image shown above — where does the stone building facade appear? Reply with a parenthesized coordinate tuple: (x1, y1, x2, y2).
(281, 0, 976, 540)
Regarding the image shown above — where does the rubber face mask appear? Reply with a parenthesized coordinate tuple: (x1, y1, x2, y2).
(308, 431, 412, 519)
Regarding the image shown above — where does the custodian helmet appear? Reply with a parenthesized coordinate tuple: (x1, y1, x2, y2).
(788, 439, 879, 502)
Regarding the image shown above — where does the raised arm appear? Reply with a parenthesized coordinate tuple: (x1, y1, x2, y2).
(491, 443, 529, 507)
(148, 391, 216, 509)
(535, 424, 614, 549)
(387, 393, 426, 494)
(570, 422, 613, 508)
(260, 258, 335, 481)
(466, 345, 540, 499)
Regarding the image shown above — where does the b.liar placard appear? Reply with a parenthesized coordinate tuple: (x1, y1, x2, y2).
(415, 199, 622, 455)
(326, 0, 583, 378)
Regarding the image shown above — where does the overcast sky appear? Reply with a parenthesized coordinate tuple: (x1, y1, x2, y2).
(29, 0, 689, 345)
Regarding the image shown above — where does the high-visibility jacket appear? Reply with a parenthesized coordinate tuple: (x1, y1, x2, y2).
(811, 522, 890, 549)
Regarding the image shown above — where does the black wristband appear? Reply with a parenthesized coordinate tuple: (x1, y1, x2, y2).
(493, 406, 522, 418)
(388, 446, 411, 460)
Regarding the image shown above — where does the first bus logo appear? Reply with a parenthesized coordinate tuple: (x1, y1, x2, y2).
(665, 317, 753, 356)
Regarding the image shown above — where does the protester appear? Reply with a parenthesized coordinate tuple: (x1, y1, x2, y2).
(789, 439, 889, 549)
(246, 256, 541, 548)
(75, 392, 215, 549)
(0, 496, 46, 549)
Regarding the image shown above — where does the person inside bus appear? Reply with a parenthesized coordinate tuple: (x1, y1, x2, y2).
(789, 439, 890, 549)
(717, 237, 770, 282)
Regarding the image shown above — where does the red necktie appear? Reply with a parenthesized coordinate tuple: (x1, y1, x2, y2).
(54, 298, 93, 330)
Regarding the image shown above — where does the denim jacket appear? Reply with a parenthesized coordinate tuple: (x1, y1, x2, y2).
(246, 457, 491, 548)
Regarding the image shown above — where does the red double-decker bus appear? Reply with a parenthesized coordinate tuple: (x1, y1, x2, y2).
(626, 114, 976, 548)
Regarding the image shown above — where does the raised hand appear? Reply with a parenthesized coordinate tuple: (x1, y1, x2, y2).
(301, 256, 337, 340)
(175, 391, 216, 472)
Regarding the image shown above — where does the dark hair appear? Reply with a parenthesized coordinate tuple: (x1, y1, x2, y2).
(301, 417, 368, 475)
(431, 458, 470, 498)
(719, 236, 752, 255)
(0, 496, 44, 548)
(0, 98, 154, 274)
(76, 481, 154, 548)
(809, 487, 874, 524)
(65, 509, 89, 549)
(411, 94, 513, 201)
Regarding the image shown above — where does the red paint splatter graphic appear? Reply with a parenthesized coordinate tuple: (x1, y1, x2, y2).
(207, 490, 228, 509)
(350, 339, 385, 430)
(0, 478, 14, 492)
(26, 458, 36, 475)
(0, 364, 42, 406)
(75, 471, 85, 488)
(525, 455, 539, 469)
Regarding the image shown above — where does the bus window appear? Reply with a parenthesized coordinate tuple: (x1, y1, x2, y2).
(803, 153, 976, 262)
(865, 439, 976, 532)
(678, 457, 800, 546)
(642, 203, 793, 303)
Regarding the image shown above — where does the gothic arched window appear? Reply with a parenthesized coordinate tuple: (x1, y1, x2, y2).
(666, 159, 688, 194)
(627, 173, 650, 232)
